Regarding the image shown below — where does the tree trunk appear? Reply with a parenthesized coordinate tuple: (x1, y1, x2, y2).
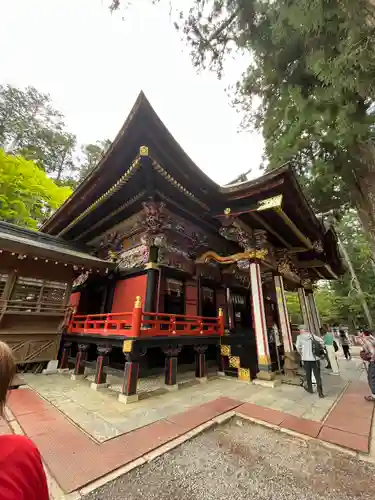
(337, 234, 373, 328)
(351, 165, 375, 271)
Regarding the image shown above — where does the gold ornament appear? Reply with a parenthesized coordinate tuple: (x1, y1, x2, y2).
(229, 356, 240, 368)
(257, 195, 283, 211)
(221, 345, 231, 357)
(257, 354, 271, 365)
(196, 249, 268, 265)
(238, 368, 251, 382)
(139, 145, 149, 156)
(122, 340, 133, 353)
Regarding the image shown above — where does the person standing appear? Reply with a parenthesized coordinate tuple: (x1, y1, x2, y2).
(358, 330, 375, 403)
(296, 325, 325, 398)
(324, 327, 340, 374)
(339, 329, 351, 360)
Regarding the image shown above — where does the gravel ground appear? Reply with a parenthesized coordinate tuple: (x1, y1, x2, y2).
(82, 418, 375, 500)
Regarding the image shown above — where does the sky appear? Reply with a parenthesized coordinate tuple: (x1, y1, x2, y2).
(0, 0, 264, 185)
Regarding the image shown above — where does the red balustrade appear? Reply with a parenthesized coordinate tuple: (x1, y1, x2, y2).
(68, 296, 224, 338)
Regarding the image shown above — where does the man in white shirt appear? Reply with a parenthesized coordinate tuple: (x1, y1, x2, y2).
(296, 324, 325, 398)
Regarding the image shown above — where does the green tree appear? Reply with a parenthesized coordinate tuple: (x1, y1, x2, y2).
(0, 149, 71, 229)
(78, 139, 111, 182)
(0, 85, 77, 184)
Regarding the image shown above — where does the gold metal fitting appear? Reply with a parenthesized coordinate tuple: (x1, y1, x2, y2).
(224, 207, 231, 216)
(139, 145, 149, 156)
(134, 296, 142, 308)
(218, 307, 224, 317)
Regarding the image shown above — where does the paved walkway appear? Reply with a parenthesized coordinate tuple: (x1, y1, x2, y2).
(3, 355, 374, 498)
(22, 360, 357, 442)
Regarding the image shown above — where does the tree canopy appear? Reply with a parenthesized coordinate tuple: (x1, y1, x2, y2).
(0, 149, 71, 229)
(0, 84, 110, 188)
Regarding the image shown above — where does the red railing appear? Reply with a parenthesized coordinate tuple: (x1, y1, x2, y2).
(68, 296, 224, 338)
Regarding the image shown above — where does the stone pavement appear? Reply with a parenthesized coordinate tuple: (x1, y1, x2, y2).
(21, 358, 359, 442)
(3, 355, 374, 498)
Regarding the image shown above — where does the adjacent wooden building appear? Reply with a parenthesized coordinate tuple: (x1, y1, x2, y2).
(0, 222, 114, 365)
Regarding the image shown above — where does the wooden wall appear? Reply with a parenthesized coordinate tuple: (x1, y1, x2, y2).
(69, 291, 81, 308)
(112, 274, 147, 312)
(185, 279, 198, 316)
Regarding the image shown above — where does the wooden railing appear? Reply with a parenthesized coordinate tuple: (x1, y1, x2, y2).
(0, 299, 69, 315)
(68, 296, 225, 338)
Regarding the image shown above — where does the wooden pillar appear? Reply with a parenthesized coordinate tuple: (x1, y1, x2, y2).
(145, 245, 159, 314)
(71, 343, 89, 380)
(273, 275, 293, 352)
(2, 271, 17, 300)
(195, 345, 208, 382)
(306, 290, 320, 335)
(118, 352, 140, 404)
(250, 262, 274, 380)
(163, 346, 181, 390)
(91, 345, 111, 390)
(297, 287, 313, 332)
(59, 341, 71, 370)
(225, 287, 235, 330)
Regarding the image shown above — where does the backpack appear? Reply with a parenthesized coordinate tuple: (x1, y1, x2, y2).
(311, 335, 326, 359)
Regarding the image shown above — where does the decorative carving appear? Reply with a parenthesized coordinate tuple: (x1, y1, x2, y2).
(220, 345, 231, 356)
(233, 270, 251, 289)
(253, 229, 267, 249)
(163, 346, 182, 357)
(256, 195, 283, 211)
(196, 249, 268, 265)
(277, 256, 300, 282)
(99, 231, 123, 253)
(313, 240, 324, 253)
(237, 259, 250, 271)
(73, 272, 89, 288)
(97, 345, 112, 356)
(140, 201, 166, 235)
(117, 245, 149, 270)
(219, 224, 252, 250)
(157, 244, 193, 273)
(194, 345, 208, 354)
(229, 356, 240, 368)
(187, 231, 208, 258)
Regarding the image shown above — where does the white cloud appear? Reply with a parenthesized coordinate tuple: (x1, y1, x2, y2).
(0, 0, 264, 184)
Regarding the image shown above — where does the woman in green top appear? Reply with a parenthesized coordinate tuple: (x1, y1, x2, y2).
(324, 327, 340, 374)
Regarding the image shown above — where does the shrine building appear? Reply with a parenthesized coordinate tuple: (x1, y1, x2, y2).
(39, 92, 344, 402)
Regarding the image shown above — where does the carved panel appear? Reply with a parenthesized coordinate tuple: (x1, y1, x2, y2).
(117, 245, 149, 270)
(73, 272, 89, 288)
(139, 201, 167, 234)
